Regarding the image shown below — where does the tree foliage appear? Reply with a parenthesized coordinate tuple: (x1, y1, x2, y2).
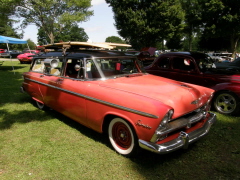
(106, 0, 185, 50)
(105, 36, 127, 50)
(16, 0, 93, 44)
(0, 0, 23, 37)
(198, 0, 240, 54)
(37, 24, 89, 45)
(105, 36, 125, 43)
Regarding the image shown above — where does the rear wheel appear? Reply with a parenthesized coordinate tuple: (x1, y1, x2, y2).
(108, 118, 138, 157)
(213, 92, 240, 115)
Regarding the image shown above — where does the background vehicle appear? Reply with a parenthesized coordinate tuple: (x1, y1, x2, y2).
(21, 42, 216, 157)
(0, 49, 5, 54)
(214, 57, 240, 71)
(0, 50, 22, 58)
(17, 50, 40, 63)
(145, 51, 240, 116)
(208, 52, 233, 62)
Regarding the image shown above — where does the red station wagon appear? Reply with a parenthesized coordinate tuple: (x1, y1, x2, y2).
(145, 52, 240, 116)
(21, 42, 216, 156)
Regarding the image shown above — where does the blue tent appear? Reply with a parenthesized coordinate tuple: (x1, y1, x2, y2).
(0, 35, 28, 73)
(0, 35, 27, 44)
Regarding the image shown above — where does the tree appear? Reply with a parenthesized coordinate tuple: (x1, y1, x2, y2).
(0, 0, 24, 49)
(0, 0, 21, 23)
(199, 0, 240, 55)
(179, 0, 203, 51)
(105, 36, 127, 50)
(105, 36, 125, 43)
(37, 24, 89, 45)
(16, 0, 93, 44)
(106, 0, 185, 50)
(0, 0, 23, 38)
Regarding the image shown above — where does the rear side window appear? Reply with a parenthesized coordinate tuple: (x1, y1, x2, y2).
(32, 59, 45, 73)
(172, 57, 195, 71)
(158, 57, 170, 69)
(31, 58, 63, 76)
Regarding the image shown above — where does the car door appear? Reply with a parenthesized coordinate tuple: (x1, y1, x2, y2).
(169, 56, 218, 87)
(147, 55, 212, 86)
(38, 58, 88, 125)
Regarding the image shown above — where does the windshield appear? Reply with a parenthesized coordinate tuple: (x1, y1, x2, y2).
(87, 57, 146, 79)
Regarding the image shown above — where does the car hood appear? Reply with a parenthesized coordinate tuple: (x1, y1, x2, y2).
(98, 74, 212, 117)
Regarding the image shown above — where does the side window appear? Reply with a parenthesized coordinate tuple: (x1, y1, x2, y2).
(158, 57, 170, 69)
(49, 59, 62, 76)
(65, 59, 87, 79)
(172, 58, 194, 71)
(32, 59, 45, 73)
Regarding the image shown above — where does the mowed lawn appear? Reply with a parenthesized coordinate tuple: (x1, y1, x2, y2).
(0, 60, 240, 180)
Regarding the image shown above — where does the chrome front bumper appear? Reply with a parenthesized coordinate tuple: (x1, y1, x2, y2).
(139, 112, 216, 154)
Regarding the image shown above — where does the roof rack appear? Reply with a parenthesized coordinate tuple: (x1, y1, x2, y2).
(39, 41, 131, 51)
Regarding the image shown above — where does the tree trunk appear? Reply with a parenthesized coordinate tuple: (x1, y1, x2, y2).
(47, 32, 54, 44)
(230, 35, 239, 59)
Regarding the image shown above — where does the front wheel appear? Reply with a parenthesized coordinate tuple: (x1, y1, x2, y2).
(213, 92, 240, 116)
(108, 118, 138, 157)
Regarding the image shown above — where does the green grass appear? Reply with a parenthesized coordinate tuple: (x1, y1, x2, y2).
(0, 60, 240, 180)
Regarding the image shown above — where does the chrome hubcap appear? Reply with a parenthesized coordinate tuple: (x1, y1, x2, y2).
(215, 93, 236, 113)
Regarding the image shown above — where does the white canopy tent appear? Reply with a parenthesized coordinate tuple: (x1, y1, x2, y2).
(0, 35, 29, 74)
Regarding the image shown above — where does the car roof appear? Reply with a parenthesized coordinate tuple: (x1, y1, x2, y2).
(161, 51, 208, 59)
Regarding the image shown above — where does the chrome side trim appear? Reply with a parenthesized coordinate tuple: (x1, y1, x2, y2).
(139, 112, 216, 154)
(25, 78, 159, 119)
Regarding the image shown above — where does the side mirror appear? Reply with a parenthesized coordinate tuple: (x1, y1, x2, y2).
(44, 58, 59, 68)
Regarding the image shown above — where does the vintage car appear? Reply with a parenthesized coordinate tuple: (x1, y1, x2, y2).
(145, 52, 240, 116)
(0, 50, 22, 58)
(208, 52, 233, 62)
(214, 57, 240, 72)
(17, 50, 40, 64)
(21, 42, 216, 157)
(0, 49, 5, 53)
(125, 47, 156, 66)
(137, 47, 157, 66)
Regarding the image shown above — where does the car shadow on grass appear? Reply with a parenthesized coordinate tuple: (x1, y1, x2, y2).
(45, 107, 111, 147)
(0, 108, 53, 130)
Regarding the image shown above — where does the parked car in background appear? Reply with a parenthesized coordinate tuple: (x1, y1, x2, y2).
(21, 42, 216, 157)
(145, 52, 240, 116)
(125, 48, 156, 66)
(17, 50, 40, 63)
(208, 52, 233, 62)
(214, 57, 240, 71)
(0, 50, 22, 58)
(137, 47, 156, 66)
(0, 49, 5, 54)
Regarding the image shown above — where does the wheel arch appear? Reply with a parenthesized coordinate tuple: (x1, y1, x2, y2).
(212, 89, 240, 115)
(102, 114, 138, 138)
(213, 89, 239, 100)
